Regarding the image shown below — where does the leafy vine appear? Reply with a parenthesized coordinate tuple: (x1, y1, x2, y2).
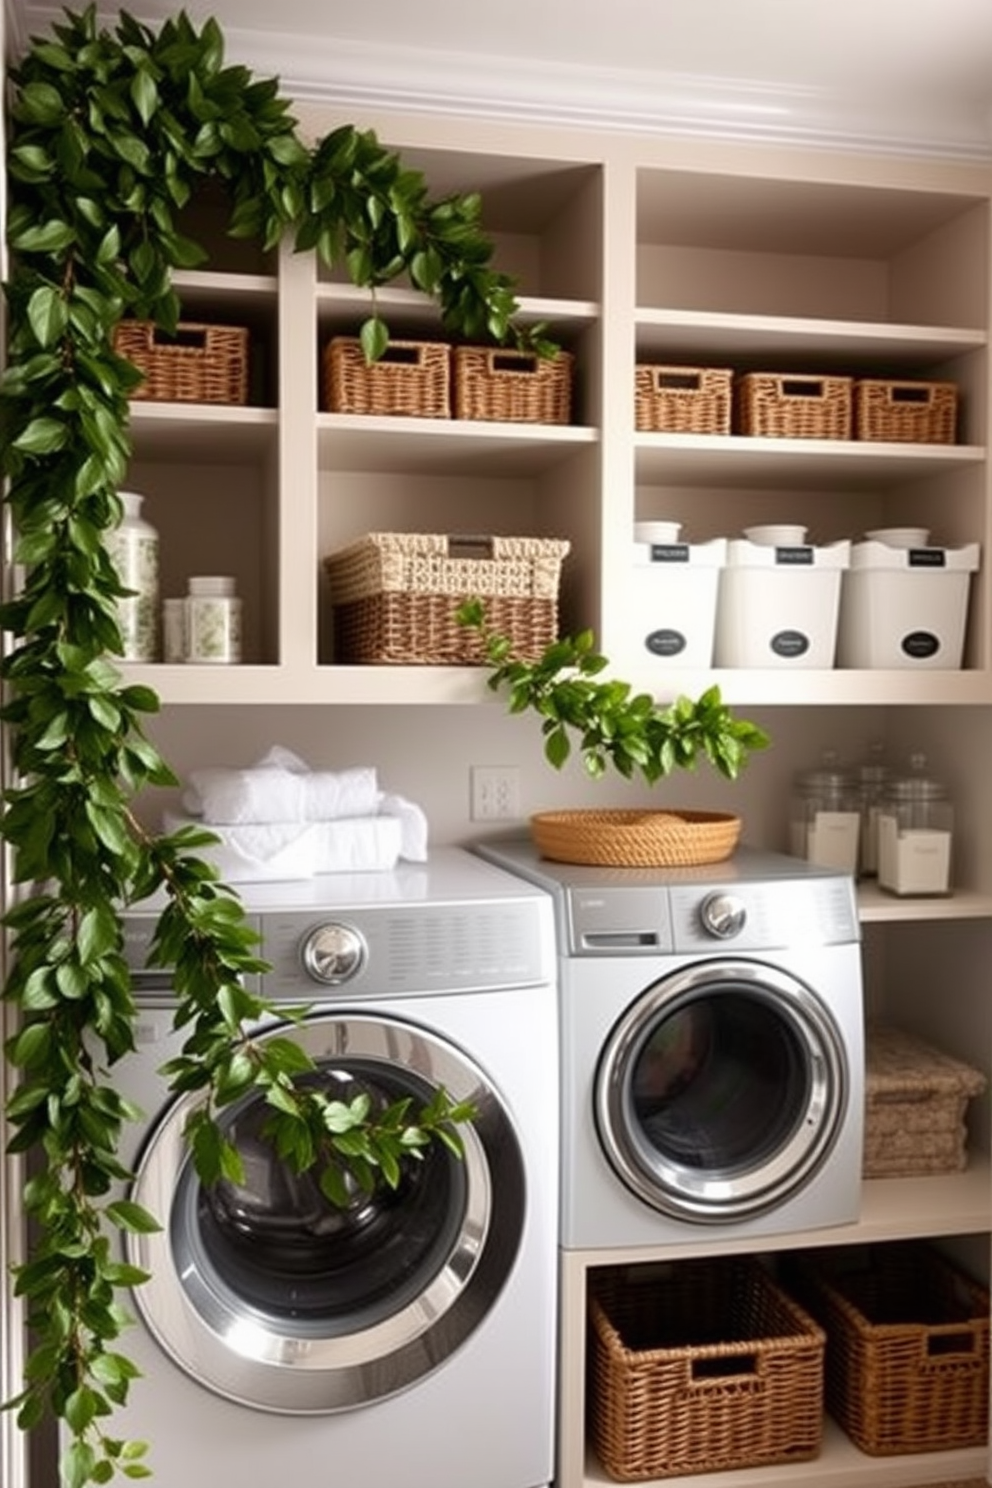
(1, 8, 541, 1484)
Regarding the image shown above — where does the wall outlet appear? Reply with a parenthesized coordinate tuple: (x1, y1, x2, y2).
(470, 765, 521, 821)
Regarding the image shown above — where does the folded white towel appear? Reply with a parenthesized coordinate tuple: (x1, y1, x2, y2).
(182, 746, 380, 825)
(165, 813, 404, 882)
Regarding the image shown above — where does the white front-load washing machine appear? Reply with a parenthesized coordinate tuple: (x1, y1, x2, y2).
(98, 849, 558, 1488)
(477, 840, 864, 1249)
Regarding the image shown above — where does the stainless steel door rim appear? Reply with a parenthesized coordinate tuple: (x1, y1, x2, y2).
(595, 959, 848, 1222)
(126, 1012, 525, 1413)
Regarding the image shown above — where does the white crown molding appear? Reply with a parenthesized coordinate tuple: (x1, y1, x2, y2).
(8, 3, 992, 161)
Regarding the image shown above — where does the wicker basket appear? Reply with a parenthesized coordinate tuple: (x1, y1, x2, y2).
(635, 365, 733, 434)
(790, 1242, 989, 1457)
(737, 372, 852, 440)
(864, 1024, 986, 1178)
(113, 321, 249, 405)
(855, 378, 958, 444)
(323, 531, 569, 665)
(588, 1258, 826, 1481)
(529, 809, 741, 867)
(453, 346, 573, 424)
(323, 337, 450, 418)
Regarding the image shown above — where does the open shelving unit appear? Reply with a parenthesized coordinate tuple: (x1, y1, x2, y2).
(113, 106, 992, 1488)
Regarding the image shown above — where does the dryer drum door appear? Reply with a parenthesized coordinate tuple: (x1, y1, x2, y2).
(126, 1012, 525, 1414)
(595, 960, 849, 1223)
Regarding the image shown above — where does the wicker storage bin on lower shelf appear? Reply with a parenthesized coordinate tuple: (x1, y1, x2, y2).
(790, 1242, 990, 1457)
(453, 346, 573, 424)
(113, 321, 249, 405)
(323, 337, 450, 418)
(855, 378, 958, 444)
(736, 371, 852, 439)
(588, 1259, 826, 1481)
(864, 1024, 986, 1178)
(634, 365, 733, 433)
(323, 532, 569, 664)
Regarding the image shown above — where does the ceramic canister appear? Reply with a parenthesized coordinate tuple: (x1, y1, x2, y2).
(186, 575, 242, 664)
(106, 490, 160, 661)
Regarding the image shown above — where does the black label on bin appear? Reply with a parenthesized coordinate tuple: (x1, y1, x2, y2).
(649, 543, 690, 563)
(902, 630, 941, 658)
(774, 546, 814, 565)
(646, 629, 687, 657)
(908, 548, 946, 568)
(771, 629, 810, 658)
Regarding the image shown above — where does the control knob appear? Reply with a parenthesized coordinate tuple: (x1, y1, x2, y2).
(301, 922, 366, 985)
(699, 892, 747, 940)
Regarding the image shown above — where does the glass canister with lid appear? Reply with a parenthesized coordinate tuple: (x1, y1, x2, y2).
(877, 753, 954, 896)
(855, 742, 891, 878)
(790, 753, 861, 873)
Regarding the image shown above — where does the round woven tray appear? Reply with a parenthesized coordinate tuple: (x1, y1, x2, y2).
(530, 809, 742, 868)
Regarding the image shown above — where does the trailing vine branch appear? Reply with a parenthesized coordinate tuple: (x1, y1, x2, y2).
(2, 8, 536, 1484)
(457, 599, 771, 782)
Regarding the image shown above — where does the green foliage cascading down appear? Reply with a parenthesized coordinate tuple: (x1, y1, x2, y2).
(0, 8, 545, 1484)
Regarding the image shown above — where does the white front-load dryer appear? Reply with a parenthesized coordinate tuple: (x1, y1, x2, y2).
(477, 840, 864, 1249)
(94, 850, 558, 1488)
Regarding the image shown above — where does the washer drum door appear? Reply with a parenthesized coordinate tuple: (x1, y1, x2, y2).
(126, 1012, 525, 1413)
(595, 959, 849, 1223)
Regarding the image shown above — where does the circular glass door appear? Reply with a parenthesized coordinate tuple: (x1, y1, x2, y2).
(126, 1012, 524, 1413)
(595, 959, 848, 1222)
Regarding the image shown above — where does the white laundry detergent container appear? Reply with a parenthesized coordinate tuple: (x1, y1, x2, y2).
(714, 535, 850, 668)
(629, 524, 726, 666)
(836, 538, 980, 669)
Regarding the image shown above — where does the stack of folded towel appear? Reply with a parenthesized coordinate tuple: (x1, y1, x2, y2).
(166, 746, 428, 881)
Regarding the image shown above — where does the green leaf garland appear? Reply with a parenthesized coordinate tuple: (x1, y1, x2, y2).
(0, 7, 531, 1482)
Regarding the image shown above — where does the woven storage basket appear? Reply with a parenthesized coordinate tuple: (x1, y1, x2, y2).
(453, 346, 573, 424)
(588, 1258, 825, 1481)
(529, 808, 740, 868)
(864, 1024, 986, 1178)
(635, 365, 733, 434)
(737, 372, 852, 440)
(855, 378, 958, 444)
(323, 532, 569, 665)
(323, 337, 450, 418)
(790, 1242, 989, 1457)
(113, 321, 249, 405)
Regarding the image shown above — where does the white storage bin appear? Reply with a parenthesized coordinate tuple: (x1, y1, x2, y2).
(628, 537, 726, 666)
(714, 538, 850, 668)
(836, 540, 980, 669)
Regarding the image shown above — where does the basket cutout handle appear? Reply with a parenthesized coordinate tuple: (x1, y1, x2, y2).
(150, 324, 209, 351)
(378, 344, 431, 367)
(924, 1325, 981, 1361)
(487, 350, 540, 376)
(690, 1352, 760, 1384)
(655, 370, 703, 393)
(445, 534, 496, 560)
(780, 377, 828, 400)
(888, 384, 934, 406)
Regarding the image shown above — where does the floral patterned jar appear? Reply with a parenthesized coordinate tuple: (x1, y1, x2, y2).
(106, 490, 159, 661)
(186, 575, 242, 664)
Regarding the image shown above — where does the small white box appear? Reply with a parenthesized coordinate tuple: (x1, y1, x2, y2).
(714, 538, 850, 668)
(836, 541, 980, 669)
(628, 538, 726, 666)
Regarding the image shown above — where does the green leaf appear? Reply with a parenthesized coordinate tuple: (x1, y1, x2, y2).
(13, 416, 69, 455)
(61, 1441, 97, 1488)
(104, 1201, 162, 1236)
(27, 286, 69, 348)
(359, 317, 389, 363)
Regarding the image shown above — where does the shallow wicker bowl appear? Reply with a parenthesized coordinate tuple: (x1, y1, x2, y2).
(529, 808, 742, 868)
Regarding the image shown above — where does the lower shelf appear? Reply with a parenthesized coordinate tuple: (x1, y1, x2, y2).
(581, 1420, 987, 1488)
